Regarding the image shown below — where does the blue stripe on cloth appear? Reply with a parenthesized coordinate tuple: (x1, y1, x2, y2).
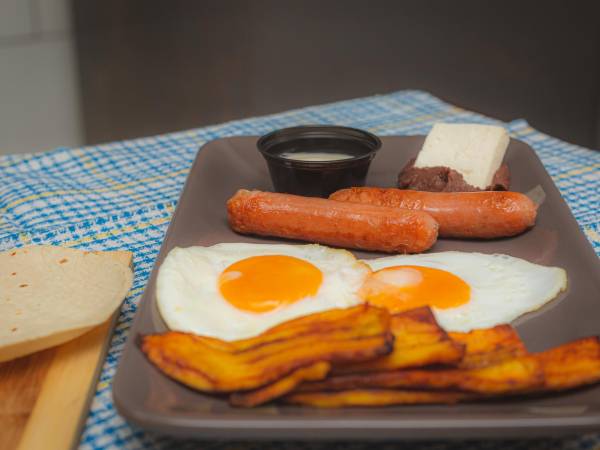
(0, 90, 598, 450)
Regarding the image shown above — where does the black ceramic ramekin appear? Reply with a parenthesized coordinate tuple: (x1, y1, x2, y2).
(257, 125, 381, 198)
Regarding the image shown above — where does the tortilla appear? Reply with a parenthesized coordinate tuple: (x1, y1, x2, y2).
(0, 245, 133, 362)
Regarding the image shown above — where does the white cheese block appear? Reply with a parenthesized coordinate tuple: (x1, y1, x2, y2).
(414, 123, 510, 189)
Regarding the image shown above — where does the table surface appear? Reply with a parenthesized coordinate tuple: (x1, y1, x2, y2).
(0, 90, 598, 450)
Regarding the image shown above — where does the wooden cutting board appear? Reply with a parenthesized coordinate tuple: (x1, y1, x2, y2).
(0, 251, 132, 450)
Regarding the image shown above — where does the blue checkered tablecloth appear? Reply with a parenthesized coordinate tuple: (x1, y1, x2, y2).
(1, 91, 598, 450)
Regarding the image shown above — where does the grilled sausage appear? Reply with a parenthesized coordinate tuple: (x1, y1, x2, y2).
(227, 189, 438, 253)
(330, 187, 537, 239)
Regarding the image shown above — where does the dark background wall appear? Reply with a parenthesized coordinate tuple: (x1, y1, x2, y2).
(74, 0, 600, 149)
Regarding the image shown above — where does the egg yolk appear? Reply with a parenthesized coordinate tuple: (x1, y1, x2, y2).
(218, 255, 323, 313)
(360, 265, 470, 313)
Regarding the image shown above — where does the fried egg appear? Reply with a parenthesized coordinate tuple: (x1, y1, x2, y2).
(156, 243, 370, 340)
(360, 252, 567, 332)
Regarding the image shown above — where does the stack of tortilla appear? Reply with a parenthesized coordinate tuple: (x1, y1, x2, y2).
(0, 245, 133, 362)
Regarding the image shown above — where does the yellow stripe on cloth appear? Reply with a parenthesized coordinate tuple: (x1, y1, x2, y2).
(1, 168, 188, 214)
(553, 163, 600, 180)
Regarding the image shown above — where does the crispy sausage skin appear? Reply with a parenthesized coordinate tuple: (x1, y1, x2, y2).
(329, 187, 537, 239)
(227, 189, 438, 253)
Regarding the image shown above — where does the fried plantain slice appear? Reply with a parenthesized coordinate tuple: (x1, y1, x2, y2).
(300, 354, 544, 394)
(141, 304, 393, 393)
(449, 324, 527, 369)
(284, 389, 470, 407)
(300, 324, 539, 395)
(283, 338, 600, 408)
(333, 307, 464, 374)
(230, 361, 331, 407)
(534, 336, 600, 391)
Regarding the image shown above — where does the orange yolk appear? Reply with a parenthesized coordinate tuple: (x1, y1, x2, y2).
(360, 265, 470, 313)
(218, 255, 323, 313)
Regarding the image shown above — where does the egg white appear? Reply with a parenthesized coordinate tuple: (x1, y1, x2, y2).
(362, 252, 567, 332)
(156, 243, 370, 340)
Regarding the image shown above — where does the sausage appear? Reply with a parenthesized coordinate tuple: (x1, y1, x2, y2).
(227, 189, 438, 253)
(329, 187, 537, 239)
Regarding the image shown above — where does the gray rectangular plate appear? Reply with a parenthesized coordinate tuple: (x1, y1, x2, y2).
(113, 136, 600, 440)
